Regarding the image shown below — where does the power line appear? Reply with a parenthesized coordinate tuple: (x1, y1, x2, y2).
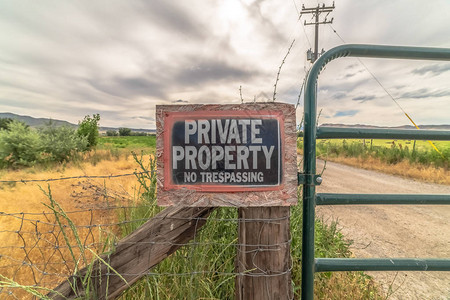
(327, 23, 424, 116)
(328, 23, 345, 44)
(327, 24, 444, 157)
(292, 0, 300, 15)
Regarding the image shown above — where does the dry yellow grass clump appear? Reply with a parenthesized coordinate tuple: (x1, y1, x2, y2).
(328, 156, 450, 185)
(0, 151, 150, 298)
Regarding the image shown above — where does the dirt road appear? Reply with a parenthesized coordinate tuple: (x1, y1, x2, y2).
(315, 160, 450, 300)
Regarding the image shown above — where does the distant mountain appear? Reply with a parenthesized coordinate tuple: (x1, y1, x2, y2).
(0, 112, 156, 133)
(321, 123, 450, 130)
(99, 127, 156, 134)
(0, 112, 76, 128)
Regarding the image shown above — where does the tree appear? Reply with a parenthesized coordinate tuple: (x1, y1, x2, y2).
(119, 127, 131, 136)
(77, 114, 100, 149)
(106, 130, 118, 136)
(0, 118, 13, 130)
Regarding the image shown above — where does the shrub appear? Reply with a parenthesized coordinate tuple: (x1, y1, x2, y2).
(0, 120, 90, 168)
(106, 130, 118, 136)
(0, 118, 13, 130)
(0, 120, 42, 167)
(119, 127, 131, 136)
(316, 139, 449, 169)
(39, 122, 88, 162)
(131, 131, 147, 136)
(77, 114, 100, 149)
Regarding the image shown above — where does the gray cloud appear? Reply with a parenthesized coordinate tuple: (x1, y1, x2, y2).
(133, 116, 154, 121)
(133, 0, 206, 39)
(1, 1, 450, 129)
(175, 59, 256, 86)
(334, 110, 359, 117)
(88, 77, 167, 99)
(345, 63, 359, 70)
(400, 88, 450, 99)
(342, 69, 364, 79)
(254, 92, 271, 102)
(245, 0, 287, 44)
(332, 92, 347, 100)
(412, 63, 450, 76)
(352, 95, 376, 102)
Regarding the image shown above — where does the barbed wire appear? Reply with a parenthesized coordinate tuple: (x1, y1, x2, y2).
(0, 238, 292, 251)
(0, 209, 291, 223)
(0, 170, 294, 299)
(0, 170, 152, 184)
(0, 205, 293, 297)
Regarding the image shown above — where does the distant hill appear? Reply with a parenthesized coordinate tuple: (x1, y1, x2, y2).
(0, 112, 156, 133)
(321, 123, 450, 130)
(0, 112, 76, 128)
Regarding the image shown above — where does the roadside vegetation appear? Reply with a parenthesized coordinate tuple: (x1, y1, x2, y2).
(116, 152, 382, 299)
(0, 115, 100, 169)
(298, 138, 450, 185)
(0, 120, 382, 299)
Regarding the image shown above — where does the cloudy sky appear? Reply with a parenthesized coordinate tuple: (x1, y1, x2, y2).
(1, 0, 449, 129)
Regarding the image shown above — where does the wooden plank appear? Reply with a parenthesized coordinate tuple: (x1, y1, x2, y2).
(235, 207, 292, 299)
(47, 206, 215, 300)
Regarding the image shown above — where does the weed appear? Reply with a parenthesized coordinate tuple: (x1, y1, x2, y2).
(115, 155, 382, 299)
(316, 138, 449, 169)
(0, 136, 383, 298)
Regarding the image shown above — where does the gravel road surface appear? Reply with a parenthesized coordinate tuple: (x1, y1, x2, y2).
(315, 160, 450, 300)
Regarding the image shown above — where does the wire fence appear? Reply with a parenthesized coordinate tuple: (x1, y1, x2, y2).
(0, 172, 295, 299)
(0, 171, 150, 184)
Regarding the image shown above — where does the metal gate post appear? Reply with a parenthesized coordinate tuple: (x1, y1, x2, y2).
(301, 44, 450, 300)
(301, 68, 318, 300)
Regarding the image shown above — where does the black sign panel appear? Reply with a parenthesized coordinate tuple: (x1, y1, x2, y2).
(164, 111, 283, 191)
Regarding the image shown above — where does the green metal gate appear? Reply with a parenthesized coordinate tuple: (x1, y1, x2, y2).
(300, 44, 450, 299)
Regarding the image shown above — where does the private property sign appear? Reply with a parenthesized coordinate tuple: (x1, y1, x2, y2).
(156, 103, 297, 206)
(168, 112, 282, 190)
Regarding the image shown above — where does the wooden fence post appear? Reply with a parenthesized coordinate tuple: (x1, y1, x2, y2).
(235, 207, 292, 299)
(47, 206, 215, 300)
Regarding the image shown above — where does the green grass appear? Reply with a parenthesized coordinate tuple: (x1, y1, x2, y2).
(318, 138, 450, 153)
(114, 154, 381, 299)
(298, 138, 450, 169)
(98, 135, 156, 151)
(26, 136, 381, 299)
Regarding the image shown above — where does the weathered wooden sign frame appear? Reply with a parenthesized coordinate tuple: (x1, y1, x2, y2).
(156, 103, 297, 207)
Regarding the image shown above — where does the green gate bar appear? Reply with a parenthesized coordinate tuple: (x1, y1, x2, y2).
(316, 193, 450, 205)
(315, 258, 450, 272)
(301, 44, 450, 300)
(317, 126, 450, 140)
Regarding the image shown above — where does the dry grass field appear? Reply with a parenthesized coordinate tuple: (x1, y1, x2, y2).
(0, 135, 388, 299)
(0, 150, 151, 298)
(298, 138, 450, 185)
(326, 155, 449, 185)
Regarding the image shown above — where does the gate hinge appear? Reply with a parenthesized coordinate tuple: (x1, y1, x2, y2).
(297, 172, 323, 186)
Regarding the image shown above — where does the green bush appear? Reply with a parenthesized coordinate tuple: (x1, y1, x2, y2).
(106, 130, 118, 136)
(77, 114, 100, 149)
(39, 122, 88, 162)
(131, 131, 148, 136)
(119, 127, 131, 136)
(0, 120, 42, 167)
(0, 120, 89, 168)
(0, 118, 13, 130)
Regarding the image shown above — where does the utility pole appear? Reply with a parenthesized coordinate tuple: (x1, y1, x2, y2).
(300, 2, 335, 63)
